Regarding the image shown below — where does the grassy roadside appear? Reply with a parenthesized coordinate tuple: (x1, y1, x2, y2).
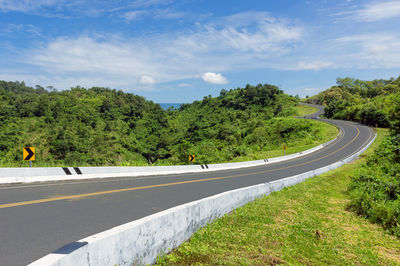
(156, 128, 400, 265)
(295, 104, 319, 117)
(229, 120, 338, 162)
(228, 105, 336, 161)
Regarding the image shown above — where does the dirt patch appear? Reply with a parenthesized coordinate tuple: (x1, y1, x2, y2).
(328, 198, 349, 205)
(377, 246, 400, 264)
(274, 209, 297, 224)
(251, 253, 286, 265)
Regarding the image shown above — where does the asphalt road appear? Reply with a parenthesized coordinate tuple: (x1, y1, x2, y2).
(0, 105, 375, 266)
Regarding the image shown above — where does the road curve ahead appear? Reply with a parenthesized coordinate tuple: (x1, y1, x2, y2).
(0, 106, 375, 266)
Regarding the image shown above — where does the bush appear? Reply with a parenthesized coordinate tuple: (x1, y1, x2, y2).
(348, 135, 400, 236)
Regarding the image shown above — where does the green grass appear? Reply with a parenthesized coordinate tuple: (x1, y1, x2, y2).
(294, 104, 319, 117)
(156, 128, 400, 265)
(230, 120, 338, 162)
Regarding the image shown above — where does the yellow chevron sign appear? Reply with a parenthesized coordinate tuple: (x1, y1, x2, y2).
(23, 147, 35, 161)
(188, 154, 195, 162)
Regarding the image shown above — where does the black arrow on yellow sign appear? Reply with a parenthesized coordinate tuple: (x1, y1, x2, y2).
(188, 154, 195, 162)
(23, 147, 35, 161)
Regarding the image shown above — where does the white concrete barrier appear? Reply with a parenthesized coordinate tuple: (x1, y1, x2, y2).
(30, 183, 272, 266)
(29, 132, 376, 266)
(0, 128, 341, 185)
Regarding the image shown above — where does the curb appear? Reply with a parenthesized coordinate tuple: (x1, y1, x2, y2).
(29, 131, 376, 266)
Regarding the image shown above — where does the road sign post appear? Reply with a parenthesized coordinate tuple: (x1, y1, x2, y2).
(283, 144, 287, 156)
(23, 147, 35, 167)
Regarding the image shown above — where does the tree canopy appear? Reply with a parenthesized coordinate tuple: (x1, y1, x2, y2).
(0, 81, 325, 167)
(306, 76, 400, 127)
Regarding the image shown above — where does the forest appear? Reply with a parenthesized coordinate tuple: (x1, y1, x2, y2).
(0, 81, 328, 167)
(307, 76, 400, 237)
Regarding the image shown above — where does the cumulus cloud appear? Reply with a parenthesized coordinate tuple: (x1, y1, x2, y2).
(202, 72, 228, 84)
(139, 75, 156, 85)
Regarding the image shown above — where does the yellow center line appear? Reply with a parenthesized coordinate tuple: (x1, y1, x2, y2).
(0, 123, 362, 210)
(0, 177, 230, 209)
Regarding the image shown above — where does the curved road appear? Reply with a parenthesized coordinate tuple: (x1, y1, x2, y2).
(0, 105, 375, 266)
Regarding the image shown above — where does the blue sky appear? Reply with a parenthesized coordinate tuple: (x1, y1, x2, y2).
(1, 0, 400, 103)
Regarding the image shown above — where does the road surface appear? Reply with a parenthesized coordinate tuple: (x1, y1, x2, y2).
(0, 105, 374, 266)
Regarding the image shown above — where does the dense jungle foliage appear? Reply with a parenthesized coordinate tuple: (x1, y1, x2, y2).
(306, 76, 400, 127)
(348, 94, 400, 236)
(0, 81, 328, 167)
(308, 76, 400, 237)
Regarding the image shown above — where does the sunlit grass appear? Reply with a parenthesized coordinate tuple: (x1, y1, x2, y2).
(294, 104, 319, 117)
(156, 128, 400, 265)
(230, 120, 338, 162)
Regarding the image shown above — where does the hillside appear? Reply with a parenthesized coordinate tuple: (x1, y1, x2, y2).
(305, 76, 400, 237)
(305, 76, 400, 127)
(0, 81, 332, 167)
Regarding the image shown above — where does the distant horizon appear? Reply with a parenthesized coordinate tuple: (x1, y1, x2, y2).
(158, 102, 183, 110)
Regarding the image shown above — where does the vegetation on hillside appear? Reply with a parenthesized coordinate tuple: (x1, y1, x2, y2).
(348, 92, 400, 236)
(306, 76, 400, 127)
(305, 75, 400, 237)
(0, 81, 330, 167)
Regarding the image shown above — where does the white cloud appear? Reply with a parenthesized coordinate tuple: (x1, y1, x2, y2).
(202, 72, 228, 84)
(295, 61, 334, 71)
(122, 8, 184, 21)
(0, 0, 62, 12)
(1, 23, 42, 37)
(354, 1, 400, 22)
(139, 75, 156, 85)
(123, 10, 148, 21)
(0, 0, 108, 18)
(128, 0, 174, 9)
(15, 11, 304, 90)
(153, 8, 184, 19)
(336, 33, 400, 68)
(177, 83, 191, 87)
